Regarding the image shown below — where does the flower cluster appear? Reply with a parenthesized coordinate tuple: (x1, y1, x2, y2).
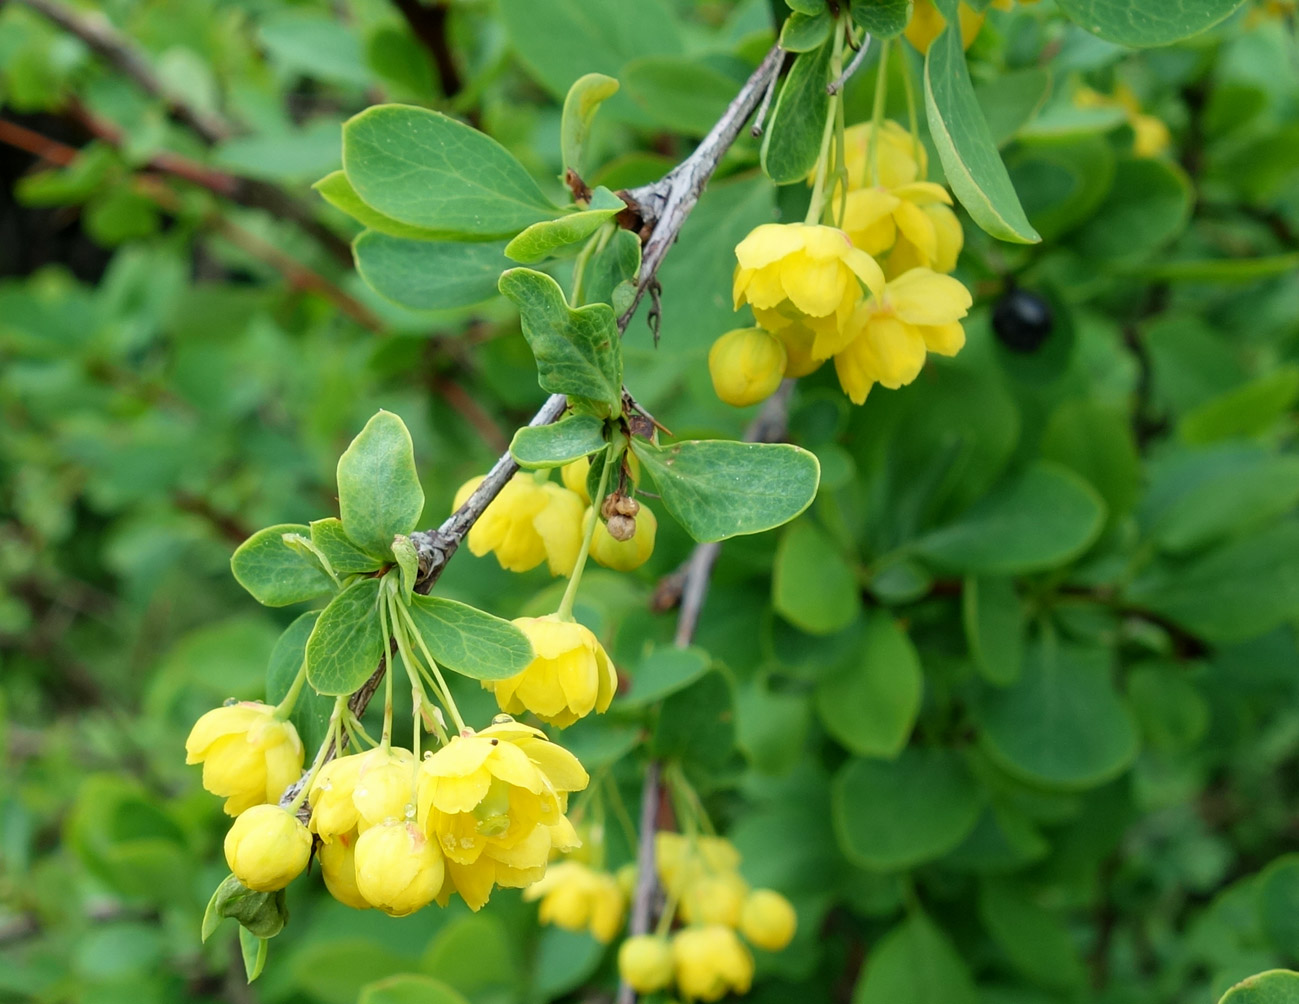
(1074, 83, 1171, 159)
(712, 120, 973, 409)
(523, 859, 630, 942)
(615, 833, 797, 1002)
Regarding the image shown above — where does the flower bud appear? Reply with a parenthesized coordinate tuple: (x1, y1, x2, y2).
(618, 935, 675, 993)
(672, 925, 754, 1002)
(223, 804, 312, 892)
(708, 328, 786, 407)
(681, 872, 748, 928)
(319, 829, 371, 910)
(562, 457, 592, 504)
(487, 616, 617, 728)
(588, 506, 657, 572)
(741, 888, 797, 951)
(354, 820, 445, 916)
(186, 702, 304, 816)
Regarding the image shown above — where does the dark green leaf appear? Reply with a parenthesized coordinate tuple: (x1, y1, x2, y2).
(622, 646, 711, 706)
(653, 670, 735, 768)
(354, 233, 511, 311)
(979, 880, 1086, 990)
(623, 56, 739, 136)
(780, 10, 833, 51)
(1056, 0, 1249, 46)
(1179, 367, 1299, 445)
(1075, 157, 1192, 261)
(336, 411, 425, 559)
(305, 578, 384, 696)
(231, 523, 334, 607)
(1041, 399, 1141, 524)
(266, 611, 332, 752)
(405, 595, 534, 681)
(583, 227, 641, 311)
(853, 913, 978, 1004)
(761, 41, 832, 185)
(849, 0, 911, 38)
(816, 613, 921, 759)
(962, 577, 1024, 686)
(1258, 858, 1299, 963)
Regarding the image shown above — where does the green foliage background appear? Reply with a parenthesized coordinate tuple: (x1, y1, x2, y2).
(3, 1, 1299, 1002)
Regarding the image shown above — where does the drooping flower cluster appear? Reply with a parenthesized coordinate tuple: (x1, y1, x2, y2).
(523, 859, 630, 942)
(712, 120, 973, 409)
(614, 833, 798, 1002)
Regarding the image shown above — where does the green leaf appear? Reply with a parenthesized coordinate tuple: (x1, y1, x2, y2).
(816, 613, 922, 759)
(1125, 521, 1299, 643)
(780, 10, 833, 51)
(962, 577, 1024, 686)
(498, 268, 623, 414)
(653, 670, 735, 768)
(336, 410, 425, 559)
(1041, 399, 1141, 524)
(510, 413, 607, 469)
(239, 928, 267, 983)
(1218, 971, 1299, 1004)
(772, 519, 861, 635)
(305, 578, 384, 696)
(353, 232, 511, 311)
(405, 595, 534, 681)
(632, 439, 821, 542)
(853, 913, 978, 1004)
(310, 518, 383, 575)
(561, 73, 619, 173)
(978, 643, 1138, 789)
(942, 804, 1050, 874)
(1180, 367, 1299, 445)
(1124, 254, 1299, 284)
(583, 227, 641, 311)
(504, 188, 624, 264)
(266, 611, 333, 753)
(1258, 858, 1299, 963)
(1056, 0, 1249, 47)
(832, 747, 982, 870)
(622, 646, 711, 706)
(342, 105, 559, 238)
(313, 171, 444, 241)
(924, 22, 1040, 243)
(623, 56, 740, 136)
(849, 0, 911, 38)
(231, 523, 334, 607)
(761, 40, 832, 185)
(975, 68, 1053, 148)
(913, 463, 1106, 574)
(1075, 156, 1192, 261)
(359, 975, 471, 1004)
(1005, 136, 1115, 241)
(1127, 662, 1209, 752)
(979, 880, 1086, 990)
(392, 536, 417, 601)
(421, 914, 521, 999)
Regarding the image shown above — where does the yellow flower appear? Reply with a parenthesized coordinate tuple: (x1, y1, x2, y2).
(1074, 84, 1170, 159)
(417, 718, 587, 910)
(486, 616, 617, 728)
(672, 925, 754, 1002)
(319, 829, 370, 910)
(309, 747, 416, 842)
(455, 474, 584, 576)
(588, 504, 657, 571)
(354, 819, 445, 916)
(905, 0, 984, 54)
(522, 861, 627, 942)
(838, 121, 927, 192)
(618, 935, 675, 993)
(885, 202, 964, 278)
(655, 833, 744, 896)
(681, 871, 749, 928)
(770, 320, 825, 378)
(740, 889, 797, 951)
(561, 458, 591, 504)
(833, 268, 973, 405)
(708, 327, 787, 407)
(223, 804, 312, 892)
(734, 224, 885, 344)
(186, 702, 304, 816)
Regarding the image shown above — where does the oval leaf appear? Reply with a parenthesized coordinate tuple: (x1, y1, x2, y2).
(816, 613, 921, 759)
(354, 232, 511, 311)
(853, 913, 978, 1004)
(359, 975, 471, 1004)
(306, 578, 384, 696)
(314, 171, 444, 241)
(631, 439, 821, 543)
(406, 595, 533, 681)
(231, 523, 334, 607)
(505, 188, 624, 264)
(342, 105, 559, 237)
(337, 411, 425, 559)
(1057, 0, 1248, 47)
(510, 413, 607, 469)
(773, 519, 861, 635)
(1218, 971, 1299, 1004)
(962, 576, 1024, 686)
(761, 41, 832, 184)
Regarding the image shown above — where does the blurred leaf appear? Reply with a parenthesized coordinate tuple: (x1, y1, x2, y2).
(1056, 0, 1250, 46)
(780, 10, 833, 51)
(963, 576, 1025, 686)
(1041, 399, 1141, 524)
(654, 670, 735, 767)
(1180, 368, 1299, 445)
(623, 646, 711, 706)
(976, 68, 1053, 147)
(354, 232, 511, 311)
(266, 611, 333, 752)
(359, 975, 470, 1004)
(773, 519, 862, 635)
(337, 411, 425, 558)
(623, 56, 739, 135)
(1074, 156, 1192, 261)
(406, 595, 534, 681)
(259, 11, 370, 86)
(979, 880, 1086, 990)
(816, 613, 921, 759)
(849, 0, 911, 37)
(420, 914, 520, 998)
(852, 911, 978, 1004)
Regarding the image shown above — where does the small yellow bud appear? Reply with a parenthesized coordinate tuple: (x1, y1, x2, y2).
(353, 820, 445, 916)
(708, 328, 786, 407)
(186, 702, 304, 816)
(681, 872, 748, 928)
(588, 506, 657, 572)
(562, 458, 592, 504)
(672, 925, 754, 1002)
(223, 804, 312, 892)
(618, 935, 675, 993)
(740, 889, 797, 951)
(319, 829, 371, 910)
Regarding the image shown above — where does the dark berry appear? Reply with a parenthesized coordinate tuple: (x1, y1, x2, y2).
(992, 289, 1054, 353)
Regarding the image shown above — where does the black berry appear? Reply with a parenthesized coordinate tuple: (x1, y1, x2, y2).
(992, 289, 1054, 353)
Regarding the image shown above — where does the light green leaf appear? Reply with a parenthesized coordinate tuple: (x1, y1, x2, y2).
(773, 519, 861, 635)
(1125, 254, 1299, 283)
(561, 73, 619, 173)
(505, 188, 624, 264)
(231, 523, 334, 607)
(623, 56, 740, 136)
(1075, 156, 1192, 261)
(342, 105, 559, 237)
(354, 232, 511, 311)
(406, 595, 534, 681)
(510, 413, 607, 469)
(816, 613, 921, 759)
(314, 171, 445, 240)
(962, 577, 1024, 686)
(631, 439, 821, 542)
(336, 411, 425, 559)
(1056, 0, 1249, 47)
(978, 643, 1138, 789)
(1041, 399, 1141, 524)
(979, 880, 1086, 990)
(1218, 971, 1299, 1004)
(976, 68, 1053, 147)
(359, 975, 471, 1004)
(852, 913, 978, 1004)
(913, 463, 1106, 574)
(583, 227, 641, 311)
(392, 536, 417, 601)
(780, 10, 833, 51)
(305, 578, 383, 696)
(498, 267, 623, 413)
(622, 646, 711, 706)
(924, 21, 1040, 243)
(849, 0, 911, 39)
(832, 747, 982, 870)
(239, 928, 267, 983)
(762, 40, 832, 185)
(310, 518, 383, 575)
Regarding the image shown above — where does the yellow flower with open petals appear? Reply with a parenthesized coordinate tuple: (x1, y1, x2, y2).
(833, 269, 973, 405)
(842, 182, 956, 262)
(455, 473, 584, 576)
(186, 702, 304, 816)
(309, 746, 416, 842)
(486, 616, 618, 728)
(839, 120, 928, 191)
(523, 860, 627, 942)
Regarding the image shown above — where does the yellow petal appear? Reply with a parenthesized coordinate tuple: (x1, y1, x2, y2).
(865, 316, 928, 389)
(886, 269, 973, 326)
(841, 245, 887, 299)
(734, 224, 806, 269)
(893, 200, 939, 266)
(781, 253, 847, 318)
(832, 337, 878, 406)
(892, 181, 953, 206)
(919, 321, 966, 357)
